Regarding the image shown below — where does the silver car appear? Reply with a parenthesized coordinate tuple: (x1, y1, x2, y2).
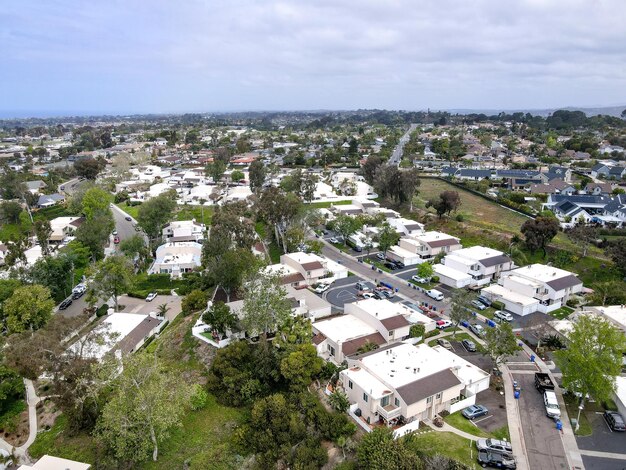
(476, 438, 513, 455)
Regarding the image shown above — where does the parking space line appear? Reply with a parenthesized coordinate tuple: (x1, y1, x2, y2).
(473, 415, 492, 425)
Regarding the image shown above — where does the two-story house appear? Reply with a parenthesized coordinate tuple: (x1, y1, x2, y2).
(162, 219, 207, 243)
(312, 299, 434, 365)
(481, 264, 583, 315)
(266, 252, 348, 288)
(340, 343, 490, 428)
(388, 231, 462, 265)
(433, 246, 514, 288)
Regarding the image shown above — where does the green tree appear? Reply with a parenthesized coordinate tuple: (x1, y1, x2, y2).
(2, 284, 54, 334)
(566, 224, 597, 257)
(483, 322, 520, 367)
(119, 234, 148, 262)
(137, 192, 177, 245)
(521, 216, 560, 256)
(33, 219, 52, 256)
(81, 187, 111, 220)
(256, 187, 302, 252)
(206, 160, 227, 183)
(416, 262, 434, 280)
(332, 214, 362, 246)
(230, 170, 245, 182)
(280, 343, 323, 390)
(241, 269, 291, 338)
(96, 354, 193, 463)
(328, 389, 350, 412)
(248, 160, 267, 192)
(205, 248, 258, 302)
(75, 213, 115, 261)
(589, 280, 626, 306)
(376, 223, 400, 258)
(202, 301, 237, 337)
(357, 427, 420, 470)
(555, 315, 626, 406)
(181, 289, 208, 315)
(607, 239, 626, 276)
(448, 289, 473, 338)
(74, 157, 104, 180)
(86, 255, 135, 312)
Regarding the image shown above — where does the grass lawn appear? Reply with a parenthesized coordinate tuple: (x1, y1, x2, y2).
(0, 396, 26, 432)
(444, 412, 492, 438)
(307, 200, 352, 209)
(563, 395, 593, 436)
(132, 273, 187, 296)
(116, 201, 140, 219)
(140, 394, 246, 470)
(1, 204, 74, 242)
(549, 306, 575, 320)
(405, 431, 475, 466)
(175, 204, 213, 225)
(29, 414, 99, 463)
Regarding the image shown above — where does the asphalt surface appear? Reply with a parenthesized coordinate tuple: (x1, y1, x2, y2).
(389, 123, 417, 166)
(582, 455, 626, 470)
(512, 373, 568, 470)
(323, 276, 402, 311)
(56, 205, 140, 318)
(576, 409, 626, 454)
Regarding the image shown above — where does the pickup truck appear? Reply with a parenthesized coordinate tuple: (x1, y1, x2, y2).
(534, 372, 555, 392)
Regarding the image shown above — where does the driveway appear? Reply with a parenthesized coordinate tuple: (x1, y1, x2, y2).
(116, 294, 181, 321)
(582, 455, 626, 470)
(323, 276, 401, 310)
(512, 372, 568, 470)
(576, 408, 626, 454)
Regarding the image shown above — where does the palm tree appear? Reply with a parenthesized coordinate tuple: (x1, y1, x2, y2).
(328, 390, 350, 412)
(156, 303, 170, 319)
(198, 198, 207, 224)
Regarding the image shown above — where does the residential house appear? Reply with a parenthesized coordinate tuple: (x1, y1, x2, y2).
(529, 180, 576, 196)
(387, 217, 424, 237)
(481, 264, 583, 315)
(149, 242, 202, 278)
(19, 454, 91, 470)
(0, 243, 7, 266)
(495, 169, 548, 189)
(591, 163, 611, 179)
(266, 252, 348, 288)
(162, 219, 207, 242)
(433, 246, 514, 288)
(36, 192, 65, 208)
(340, 343, 490, 428)
(585, 182, 613, 196)
(313, 299, 433, 364)
(49, 216, 85, 244)
(388, 231, 462, 265)
(544, 166, 571, 182)
(608, 166, 626, 180)
(25, 180, 47, 194)
(457, 169, 491, 181)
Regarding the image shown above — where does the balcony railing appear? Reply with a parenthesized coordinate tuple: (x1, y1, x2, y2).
(377, 403, 401, 421)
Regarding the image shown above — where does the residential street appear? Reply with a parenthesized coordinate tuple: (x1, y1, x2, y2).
(389, 123, 417, 166)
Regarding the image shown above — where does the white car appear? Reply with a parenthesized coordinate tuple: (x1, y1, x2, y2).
(436, 319, 452, 329)
(360, 292, 375, 299)
(411, 275, 428, 283)
(145, 292, 158, 302)
(112, 229, 118, 236)
(494, 310, 513, 322)
(329, 237, 339, 244)
(314, 283, 331, 294)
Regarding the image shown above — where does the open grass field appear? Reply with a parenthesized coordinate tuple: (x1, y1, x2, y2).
(405, 431, 476, 466)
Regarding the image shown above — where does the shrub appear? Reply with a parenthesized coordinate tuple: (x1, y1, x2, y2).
(424, 329, 439, 339)
(96, 304, 109, 317)
(431, 276, 440, 283)
(190, 384, 209, 410)
(455, 214, 464, 222)
(409, 324, 425, 338)
(491, 301, 505, 310)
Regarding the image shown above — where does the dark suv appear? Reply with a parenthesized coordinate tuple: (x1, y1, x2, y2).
(58, 298, 73, 310)
(477, 450, 516, 469)
(604, 411, 626, 431)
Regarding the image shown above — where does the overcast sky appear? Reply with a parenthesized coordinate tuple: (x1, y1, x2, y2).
(1, 0, 625, 116)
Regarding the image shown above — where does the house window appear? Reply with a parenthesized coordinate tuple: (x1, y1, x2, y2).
(436, 393, 442, 399)
(348, 381, 353, 390)
(388, 330, 393, 337)
(381, 396, 389, 407)
(426, 396, 433, 404)
(394, 398, 400, 407)
(363, 393, 368, 403)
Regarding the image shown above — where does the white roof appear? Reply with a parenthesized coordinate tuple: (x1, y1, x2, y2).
(389, 245, 419, 258)
(283, 251, 324, 266)
(433, 263, 473, 281)
(313, 315, 377, 343)
(360, 343, 488, 389)
(348, 298, 413, 321)
(343, 366, 391, 400)
(414, 231, 459, 243)
(74, 312, 147, 359)
(482, 284, 539, 307)
(589, 305, 626, 331)
(24, 455, 90, 470)
(510, 263, 576, 283)
(615, 376, 626, 408)
(448, 245, 504, 262)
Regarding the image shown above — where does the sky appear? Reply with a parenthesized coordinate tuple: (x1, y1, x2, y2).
(1, 0, 625, 116)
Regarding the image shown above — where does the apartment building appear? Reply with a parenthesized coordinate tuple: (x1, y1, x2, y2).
(433, 246, 514, 288)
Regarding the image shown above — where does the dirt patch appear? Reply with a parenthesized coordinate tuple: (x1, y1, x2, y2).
(36, 399, 61, 432)
(0, 405, 29, 447)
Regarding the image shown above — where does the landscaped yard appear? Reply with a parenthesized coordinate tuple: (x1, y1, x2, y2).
(29, 415, 99, 463)
(307, 200, 352, 209)
(444, 411, 492, 438)
(563, 394, 593, 436)
(131, 273, 187, 297)
(405, 431, 475, 466)
(175, 204, 213, 225)
(116, 201, 140, 219)
(549, 306, 575, 320)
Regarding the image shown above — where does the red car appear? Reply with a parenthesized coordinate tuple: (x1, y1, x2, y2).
(114, 236, 120, 244)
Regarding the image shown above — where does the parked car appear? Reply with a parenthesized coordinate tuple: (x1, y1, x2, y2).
(314, 283, 331, 294)
(384, 262, 397, 270)
(437, 338, 453, 349)
(112, 229, 118, 236)
(373, 290, 385, 300)
(477, 450, 516, 469)
(71, 288, 85, 300)
(113, 236, 120, 244)
(436, 319, 452, 329)
(534, 373, 555, 392)
(470, 324, 486, 337)
(462, 339, 477, 352)
(462, 404, 489, 420)
(603, 410, 626, 432)
(125, 216, 132, 221)
(360, 292, 376, 299)
(58, 298, 73, 310)
(411, 275, 428, 283)
(355, 281, 370, 291)
(471, 300, 487, 311)
(381, 290, 394, 299)
(426, 289, 444, 301)
(494, 310, 513, 322)
(329, 237, 339, 244)
(145, 292, 158, 302)
(476, 438, 513, 455)
(376, 253, 385, 260)
(393, 260, 405, 268)
(477, 295, 492, 307)
(543, 391, 561, 419)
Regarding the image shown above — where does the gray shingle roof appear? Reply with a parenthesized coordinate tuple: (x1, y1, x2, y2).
(546, 275, 582, 291)
(396, 369, 462, 405)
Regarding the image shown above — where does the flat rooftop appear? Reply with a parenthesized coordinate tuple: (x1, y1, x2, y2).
(482, 284, 539, 307)
(313, 315, 377, 343)
(434, 263, 473, 281)
(448, 245, 504, 261)
(510, 263, 576, 283)
(414, 231, 459, 243)
(360, 343, 488, 390)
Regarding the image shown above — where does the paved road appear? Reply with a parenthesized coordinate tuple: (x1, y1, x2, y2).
(58, 177, 84, 196)
(56, 205, 141, 318)
(389, 123, 417, 166)
(512, 373, 569, 470)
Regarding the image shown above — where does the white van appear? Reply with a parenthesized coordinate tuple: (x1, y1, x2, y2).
(426, 289, 444, 301)
(544, 391, 561, 419)
(494, 310, 513, 322)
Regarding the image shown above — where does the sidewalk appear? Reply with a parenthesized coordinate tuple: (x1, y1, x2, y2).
(423, 419, 480, 441)
(500, 365, 530, 470)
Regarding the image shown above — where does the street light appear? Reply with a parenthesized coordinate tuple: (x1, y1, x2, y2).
(575, 402, 584, 433)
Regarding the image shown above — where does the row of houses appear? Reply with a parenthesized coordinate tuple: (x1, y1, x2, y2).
(545, 193, 626, 227)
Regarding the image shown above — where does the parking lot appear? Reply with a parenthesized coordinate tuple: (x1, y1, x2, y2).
(512, 373, 568, 470)
(323, 276, 403, 310)
(576, 408, 626, 454)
